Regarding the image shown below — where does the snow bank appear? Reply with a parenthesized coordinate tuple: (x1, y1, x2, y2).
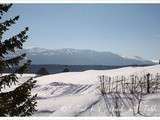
(31, 65, 160, 116)
(35, 65, 160, 85)
(3, 65, 160, 116)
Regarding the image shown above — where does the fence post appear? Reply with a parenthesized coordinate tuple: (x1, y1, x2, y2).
(123, 76, 126, 93)
(109, 77, 111, 93)
(131, 75, 134, 94)
(146, 73, 150, 94)
(156, 73, 159, 93)
(116, 76, 118, 93)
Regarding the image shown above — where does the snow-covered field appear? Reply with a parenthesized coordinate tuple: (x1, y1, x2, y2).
(4, 65, 160, 116)
(30, 65, 160, 116)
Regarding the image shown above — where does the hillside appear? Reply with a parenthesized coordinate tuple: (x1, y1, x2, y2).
(3, 65, 160, 116)
(30, 65, 160, 116)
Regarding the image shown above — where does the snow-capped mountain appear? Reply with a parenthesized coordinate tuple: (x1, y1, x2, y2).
(21, 47, 154, 65)
(151, 60, 159, 64)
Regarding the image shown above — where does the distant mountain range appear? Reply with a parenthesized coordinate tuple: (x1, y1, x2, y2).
(19, 47, 154, 66)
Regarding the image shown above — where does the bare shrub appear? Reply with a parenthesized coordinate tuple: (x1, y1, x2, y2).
(98, 73, 160, 116)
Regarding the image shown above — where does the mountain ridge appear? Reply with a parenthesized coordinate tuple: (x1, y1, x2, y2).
(21, 47, 154, 65)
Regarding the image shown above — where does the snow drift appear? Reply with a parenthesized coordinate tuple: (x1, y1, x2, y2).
(30, 65, 160, 116)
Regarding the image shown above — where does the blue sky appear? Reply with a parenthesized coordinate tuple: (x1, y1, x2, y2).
(3, 4, 160, 60)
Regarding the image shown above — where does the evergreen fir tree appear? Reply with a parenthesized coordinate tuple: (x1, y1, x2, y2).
(63, 66, 70, 72)
(0, 4, 37, 116)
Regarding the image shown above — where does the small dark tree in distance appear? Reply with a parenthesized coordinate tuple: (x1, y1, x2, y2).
(36, 67, 49, 76)
(63, 66, 70, 72)
(0, 4, 37, 116)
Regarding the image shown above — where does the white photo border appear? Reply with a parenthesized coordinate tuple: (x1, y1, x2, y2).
(1, 0, 160, 3)
(0, 1, 160, 120)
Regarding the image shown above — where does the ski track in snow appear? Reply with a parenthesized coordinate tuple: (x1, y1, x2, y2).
(33, 82, 101, 116)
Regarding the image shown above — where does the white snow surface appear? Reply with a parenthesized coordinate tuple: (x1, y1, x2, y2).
(30, 65, 160, 116)
(35, 65, 160, 85)
(1, 74, 36, 93)
(2, 65, 160, 116)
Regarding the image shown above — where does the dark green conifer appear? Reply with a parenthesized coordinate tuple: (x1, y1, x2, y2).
(0, 4, 37, 116)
